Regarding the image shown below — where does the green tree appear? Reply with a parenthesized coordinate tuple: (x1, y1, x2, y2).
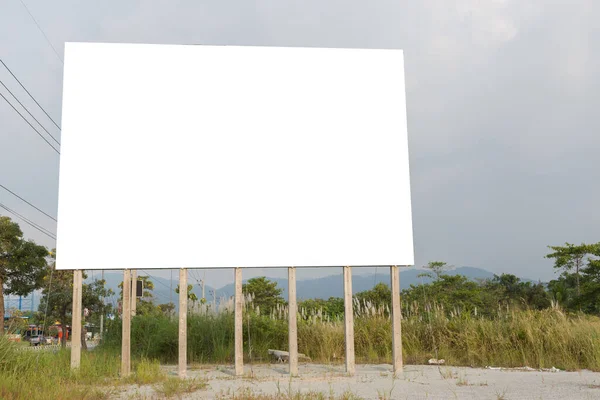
(485, 274, 550, 310)
(242, 277, 284, 315)
(547, 274, 578, 309)
(39, 249, 113, 347)
(135, 299, 159, 316)
(3, 308, 29, 335)
(157, 302, 175, 316)
(175, 284, 198, 309)
(118, 274, 159, 316)
(355, 283, 392, 311)
(0, 216, 49, 334)
(422, 261, 450, 281)
(136, 276, 161, 316)
(546, 243, 599, 296)
(403, 274, 486, 316)
(299, 297, 344, 319)
(576, 257, 600, 313)
(522, 282, 552, 310)
(549, 244, 600, 313)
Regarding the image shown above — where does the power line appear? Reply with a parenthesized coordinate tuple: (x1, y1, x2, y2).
(0, 202, 56, 239)
(120, 270, 173, 304)
(0, 78, 60, 145)
(0, 183, 56, 221)
(0, 202, 56, 240)
(190, 269, 202, 285)
(147, 290, 172, 302)
(0, 91, 60, 154)
(0, 59, 61, 131)
(141, 270, 174, 291)
(17, 0, 63, 65)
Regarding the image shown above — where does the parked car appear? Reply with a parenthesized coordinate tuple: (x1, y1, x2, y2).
(28, 334, 46, 346)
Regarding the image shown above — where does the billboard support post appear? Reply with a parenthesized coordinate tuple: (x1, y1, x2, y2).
(390, 265, 403, 376)
(343, 266, 355, 375)
(178, 268, 187, 378)
(234, 267, 243, 376)
(70, 269, 82, 369)
(121, 269, 131, 377)
(288, 267, 298, 376)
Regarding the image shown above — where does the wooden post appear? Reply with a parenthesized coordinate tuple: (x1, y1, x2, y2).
(131, 270, 137, 317)
(121, 269, 131, 377)
(390, 265, 403, 376)
(178, 268, 188, 378)
(234, 267, 244, 376)
(70, 269, 82, 369)
(288, 267, 298, 376)
(343, 266, 355, 375)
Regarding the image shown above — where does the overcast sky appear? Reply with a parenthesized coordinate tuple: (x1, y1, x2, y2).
(1, 0, 598, 289)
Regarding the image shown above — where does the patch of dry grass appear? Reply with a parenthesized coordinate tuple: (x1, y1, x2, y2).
(154, 377, 208, 398)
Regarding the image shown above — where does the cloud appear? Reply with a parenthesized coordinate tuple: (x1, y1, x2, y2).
(0, 0, 598, 282)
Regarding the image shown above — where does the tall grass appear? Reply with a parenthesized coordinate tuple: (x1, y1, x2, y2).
(402, 307, 600, 370)
(102, 302, 600, 371)
(0, 336, 165, 400)
(2, 302, 600, 399)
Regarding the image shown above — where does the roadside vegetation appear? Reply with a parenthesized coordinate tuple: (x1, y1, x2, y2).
(2, 214, 600, 398)
(99, 298, 600, 372)
(97, 243, 600, 372)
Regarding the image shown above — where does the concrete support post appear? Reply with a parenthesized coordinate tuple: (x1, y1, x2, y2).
(390, 265, 403, 376)
(234, 267, 244, 376)
(178, 268, 188, 378)
(343, 266, 355, 375)
(121, 269, 131, 377)
(70, 269, 83, 369)
(288, 267, 298, 376)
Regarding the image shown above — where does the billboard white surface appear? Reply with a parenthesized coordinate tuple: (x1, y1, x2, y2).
(56, 43, 413, 270)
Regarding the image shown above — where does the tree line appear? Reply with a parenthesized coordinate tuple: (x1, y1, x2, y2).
(242, 245, 600, 319)
(1, 214, 599, 339)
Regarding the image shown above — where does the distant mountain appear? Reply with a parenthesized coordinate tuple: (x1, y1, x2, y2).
(87, 272, 215, 310)
(88, 267, 498, 312)
(215, 266, 497, 300)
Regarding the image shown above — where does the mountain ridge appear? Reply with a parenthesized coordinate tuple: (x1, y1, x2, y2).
(95, 266, 504, 308)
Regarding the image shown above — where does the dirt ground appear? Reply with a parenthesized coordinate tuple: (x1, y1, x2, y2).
(116, 363, 600, 399)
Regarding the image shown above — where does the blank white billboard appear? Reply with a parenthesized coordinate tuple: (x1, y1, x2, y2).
(56, 42, 413, 270)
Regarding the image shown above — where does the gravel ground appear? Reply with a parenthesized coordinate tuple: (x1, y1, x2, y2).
(114, 363, 600, 399)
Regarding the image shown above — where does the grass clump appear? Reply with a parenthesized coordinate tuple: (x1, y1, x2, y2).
(126, 358, 167, 385)
(0, 336, 166, 400)
(154, 377, 208, 398)
(216, 387, 364, 400)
